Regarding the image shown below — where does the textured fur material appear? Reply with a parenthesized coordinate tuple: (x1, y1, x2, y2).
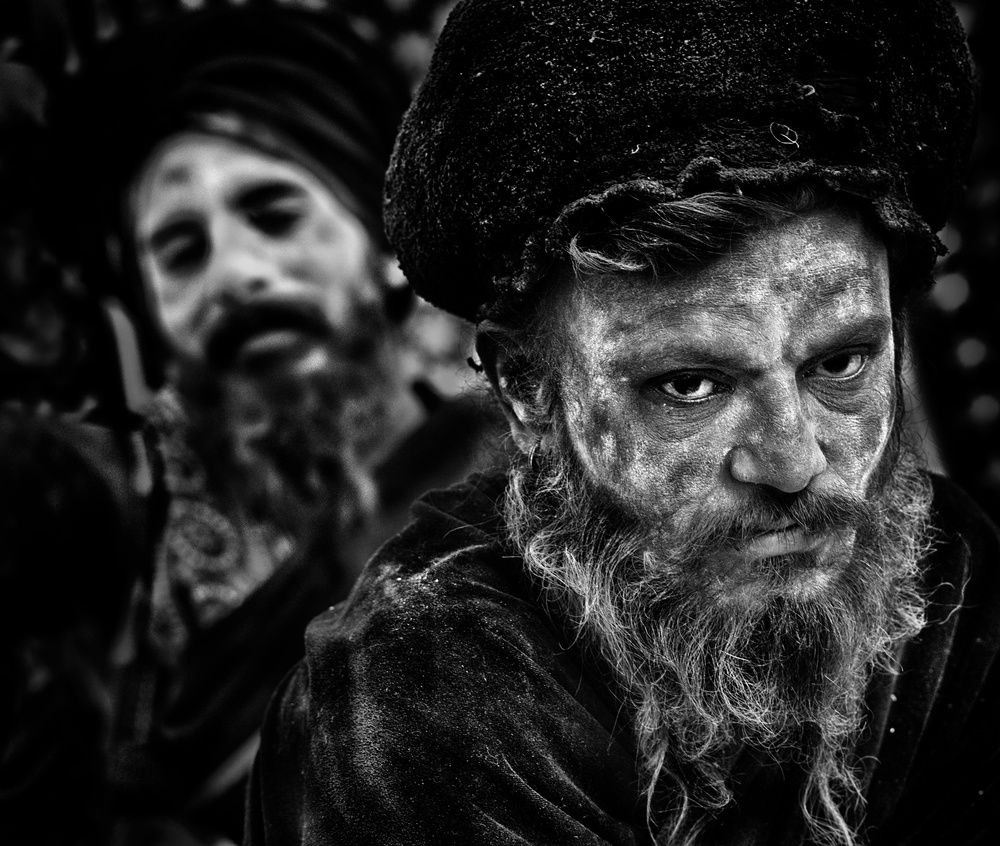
(247, 472, 1000, 845)
(384, 0, 977, 320)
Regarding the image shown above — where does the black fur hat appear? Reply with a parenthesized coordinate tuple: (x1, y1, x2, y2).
(384, 0, 978, 321)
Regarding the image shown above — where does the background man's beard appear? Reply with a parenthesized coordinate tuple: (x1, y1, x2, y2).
(504, 433, 933, 846)
(173, 313, 395, 546)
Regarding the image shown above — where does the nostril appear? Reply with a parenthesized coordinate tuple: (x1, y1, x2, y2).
(729, 437, 826, 494)
(245, 277, 269, 294)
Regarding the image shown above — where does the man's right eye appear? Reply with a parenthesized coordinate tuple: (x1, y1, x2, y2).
(150, 223, 208, 273)
(239, 184, 309, 237)
(649, 372, 730, 404)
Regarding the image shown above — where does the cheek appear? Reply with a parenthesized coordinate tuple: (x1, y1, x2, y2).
(824, 375, 896, 491)
(292, 221, 377, 313)
(145, 268, 202, 349)
(618, 439, 722, 526)
(564, 384, 723, 521)
(304, 214, 369, 271)
(285, 222, 336, 278)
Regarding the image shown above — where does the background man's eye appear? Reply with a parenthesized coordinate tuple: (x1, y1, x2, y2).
(248, 206, 302, 236)
(155, 231, 208, 274)
(657, 374, 721, 403)
(814, 352, 867, 379)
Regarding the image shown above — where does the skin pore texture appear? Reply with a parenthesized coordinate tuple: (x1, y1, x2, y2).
(550, 209, 896, 605)
(131, 132, 381, 365)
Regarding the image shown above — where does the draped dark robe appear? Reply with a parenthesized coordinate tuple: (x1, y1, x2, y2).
(105, 391, 502, 843)
(246, 470, 1000, 846)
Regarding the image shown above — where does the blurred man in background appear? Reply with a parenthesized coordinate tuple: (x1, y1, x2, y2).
(55, 6, 434, 843)
(3, 1, 499, 843)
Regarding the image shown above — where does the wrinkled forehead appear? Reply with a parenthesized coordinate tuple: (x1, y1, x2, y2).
(557, 209, 892, 339)
(128, 125, 368, 242)
(133, 132, 313, 202)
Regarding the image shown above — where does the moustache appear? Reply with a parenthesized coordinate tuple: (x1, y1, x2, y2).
(202, 297, 333, 371)
(658, 486, 874, 562)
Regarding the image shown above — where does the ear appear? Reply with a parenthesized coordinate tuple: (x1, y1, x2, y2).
(476, 320, 554, 456)
(497, 375, 549, 456)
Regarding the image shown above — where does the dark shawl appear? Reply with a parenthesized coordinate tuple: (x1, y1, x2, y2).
(246, 471, 1000, 845)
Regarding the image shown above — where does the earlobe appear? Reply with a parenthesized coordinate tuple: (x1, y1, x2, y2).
(500, 387, 545, 455)
(494, 367, 559, 455)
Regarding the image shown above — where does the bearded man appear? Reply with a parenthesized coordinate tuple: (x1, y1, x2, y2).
(247, 1, 999, 845)
(38, 3, 499, 843)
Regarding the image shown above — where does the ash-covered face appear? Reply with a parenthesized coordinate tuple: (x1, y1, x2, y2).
(131, 132, 382, 370)
(551, 209, 896, 605)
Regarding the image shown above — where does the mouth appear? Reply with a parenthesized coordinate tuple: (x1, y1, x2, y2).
(738, 525, 831, 560)
(204, 301, 331, 370)
(707, 525, 847, 602)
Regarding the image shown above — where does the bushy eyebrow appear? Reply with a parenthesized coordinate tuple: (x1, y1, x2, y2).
(604, 310, 892, 378)
(802, 269, 888, 306)
(804, 312, 892, 357)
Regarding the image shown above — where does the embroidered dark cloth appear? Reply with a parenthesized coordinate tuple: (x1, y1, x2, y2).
(246, 470, 1000, 845)
(383, 0, 977, 321)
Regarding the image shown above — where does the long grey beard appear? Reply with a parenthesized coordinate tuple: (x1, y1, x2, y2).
(504, 439, 933, 846)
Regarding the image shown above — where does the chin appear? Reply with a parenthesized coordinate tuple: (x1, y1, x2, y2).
(716, 563, 842, 610)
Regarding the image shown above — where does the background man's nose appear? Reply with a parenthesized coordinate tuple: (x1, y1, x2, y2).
(729, 391, 828, 493)
(210, 242, 276, 301)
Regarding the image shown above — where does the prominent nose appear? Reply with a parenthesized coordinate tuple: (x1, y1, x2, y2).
(207, 222, 277, 301)
(729, 379, 827, 494)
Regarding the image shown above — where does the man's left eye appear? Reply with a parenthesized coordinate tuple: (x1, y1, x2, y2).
(812, 352, 868, 380)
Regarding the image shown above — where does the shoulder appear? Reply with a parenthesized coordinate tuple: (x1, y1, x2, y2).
(283, 473, 644, 842)
(861, 478, 1000, 842)
(924, 472, 1000, 616)
(926, 472, 1000, 561)
(913, 472, 1000, 661)
(303, 472, 575, 720)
